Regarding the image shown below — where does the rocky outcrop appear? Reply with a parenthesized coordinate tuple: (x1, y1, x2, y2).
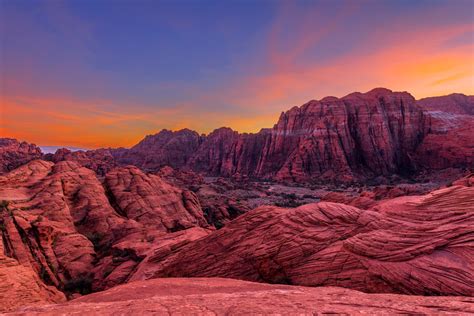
(414, 111, 474, 170)
(9, 278, 474, 315)
(0, 138, 43, 173)
(0, 160, 211, 298)
(105, 166, 208, 232)
(186, 88, 428, 182)
(187, 127, 271, 178)
(0, 242, 65, 312)
(417, 93, 474, 115)
(47, 148, 117, 176)
(113, 129, 203, 171)
(130, 179, 474, 296)
(3, 90, 473, 183)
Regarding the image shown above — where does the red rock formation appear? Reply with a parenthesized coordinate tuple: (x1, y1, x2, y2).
(0, 138, 43, 173)
(113, 129, 203, 170)
(187, 89, 427, 182)
(130, 181, 474, 296)
(0, 237, 65, 312)
(110, 89, 428, 183)
(257, 88, 426, 182)
(414, 111, 474, 170)
(417, 93, 474, 115)
(3, 90, 472, 184)
(104, 166, 208, 232)
(187, 127, 270, 177)
(0, 160, 211, 297)
(321, 183, 431, 209)
(48, 148, 117, 176)
(10, 278, 474, 315)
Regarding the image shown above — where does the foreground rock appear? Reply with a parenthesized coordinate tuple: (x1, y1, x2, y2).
(9, 278, 474, 315)
(0, 160, 211, 300)
(0, 248, 65, 312)
(130, 180, 474, 296)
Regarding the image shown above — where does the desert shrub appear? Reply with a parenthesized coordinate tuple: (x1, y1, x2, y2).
(85, 232, 104, 248)
(63, 276, 93, 295)
(214, 220, 224, 230)
(0, 200, 9, 210)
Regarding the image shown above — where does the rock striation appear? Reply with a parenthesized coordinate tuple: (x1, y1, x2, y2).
(0, 138, 43, 173)
(112, 129, 203, 171)
(0, 160, 211, 303)
(417, 93, 474, 115)
(129, 179, 474, 296)
(9, 278, 474, 315)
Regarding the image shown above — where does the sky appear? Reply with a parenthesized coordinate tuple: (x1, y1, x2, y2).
(1, 0, 473, 148)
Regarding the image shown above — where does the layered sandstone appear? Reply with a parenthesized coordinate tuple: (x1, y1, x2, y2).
(112, 129, 203, 170)
(417, 93, 474, 115)
(130, 180, 474, 296)
(0, 160, 211, 300)
(48, 148, 117, 176)
(0, 138, 43, 173)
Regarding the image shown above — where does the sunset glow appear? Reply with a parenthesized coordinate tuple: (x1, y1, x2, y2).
(1, 0, 473, 148)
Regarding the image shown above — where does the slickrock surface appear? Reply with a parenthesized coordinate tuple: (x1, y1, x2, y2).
(8, 278, 474, 315)
(0, 160, 211, 302)
(417, 93, 474, 115)
(0, 138, 43, 173)
(0, 252, 65, 312)
(105, 166, 208, 232)
(130, 181, 474, 296)
(321, 183, 433, 209)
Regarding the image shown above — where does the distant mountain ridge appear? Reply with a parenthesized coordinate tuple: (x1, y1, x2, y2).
(2, 88, 473, 181)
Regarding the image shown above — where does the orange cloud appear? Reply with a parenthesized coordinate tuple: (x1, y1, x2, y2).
(227, 22, 474, 111)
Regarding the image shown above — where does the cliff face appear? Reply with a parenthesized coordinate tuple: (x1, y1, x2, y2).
(153, 88, 428, 182)
(186, 127, 271, 178)
(255, 88, 426, 181)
